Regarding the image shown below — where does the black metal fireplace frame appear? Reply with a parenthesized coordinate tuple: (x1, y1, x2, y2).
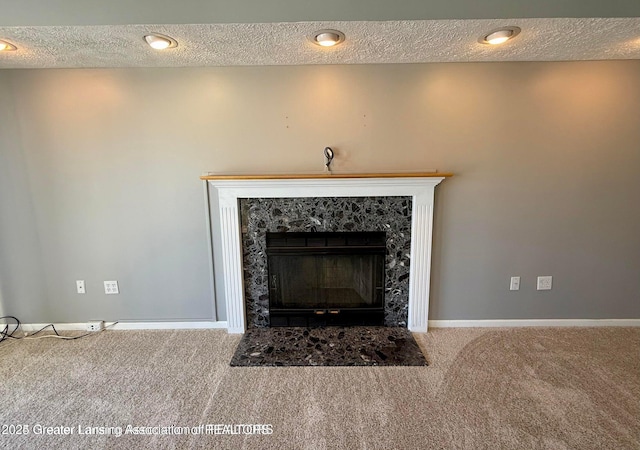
(266, 231, 386, 327)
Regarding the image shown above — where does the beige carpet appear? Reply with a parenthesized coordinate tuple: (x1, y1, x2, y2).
(0, 327, 638, 449)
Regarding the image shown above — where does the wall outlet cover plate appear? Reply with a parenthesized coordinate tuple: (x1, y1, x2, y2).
(86, 320, 104, 332)
(104, 280, 119, 294)
(537, 276, 553, 290)
(510, 276, 520, 291)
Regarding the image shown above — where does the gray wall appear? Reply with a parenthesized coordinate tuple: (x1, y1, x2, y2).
(0, 72, 49, 320)
(0, 61, 639, 323)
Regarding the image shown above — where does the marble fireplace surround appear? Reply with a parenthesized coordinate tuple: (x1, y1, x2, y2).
(202, 173, 451, 333)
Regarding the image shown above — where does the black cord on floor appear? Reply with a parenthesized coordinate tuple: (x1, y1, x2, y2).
(27, 323, 62, 337)
(0, 315, 21, 344)
(0, 316, 118, 344)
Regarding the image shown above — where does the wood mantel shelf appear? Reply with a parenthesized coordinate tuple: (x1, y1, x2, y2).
(200, 172, 453, 180)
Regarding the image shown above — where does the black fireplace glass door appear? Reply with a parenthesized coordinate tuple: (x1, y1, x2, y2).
(268, 253, 384, 311)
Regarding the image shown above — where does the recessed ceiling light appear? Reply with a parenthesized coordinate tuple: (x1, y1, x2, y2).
(144, 33, 178, 50)
(308, 29, 345, 47)
(0, 40, 17, 52)
(479, 26, 521, 45)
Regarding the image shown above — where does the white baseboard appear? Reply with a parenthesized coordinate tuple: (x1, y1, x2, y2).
(111, 321, 228, 330)
(20, 323, 87, 332)
(428, 319, 640, 328)
(14, 319, 638, 334)
(18, 321, 228, 332)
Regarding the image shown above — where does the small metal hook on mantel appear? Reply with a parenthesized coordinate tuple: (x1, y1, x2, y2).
(324, 147, 334, 173)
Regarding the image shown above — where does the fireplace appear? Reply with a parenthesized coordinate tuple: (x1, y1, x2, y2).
(266, 231, 386, 326)
(202, 173, 450, 333)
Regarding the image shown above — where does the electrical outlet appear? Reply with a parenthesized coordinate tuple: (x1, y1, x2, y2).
(537, 276, 553, 291)
(104, 280, 119, 294)
(76, 280, 86, 294)
(86, 320, 104, 332)
(510, 276, 520, 291)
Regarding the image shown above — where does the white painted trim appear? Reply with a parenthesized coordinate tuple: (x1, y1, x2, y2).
(428, 319, 640, 328)
(18, 321, 228, 332)
(207, 176, 446, 334)
(13, 319, 639, 334)
(202, 179, 218, 321)
(111, 321, 228, 330)
(20, 323, 87, 332)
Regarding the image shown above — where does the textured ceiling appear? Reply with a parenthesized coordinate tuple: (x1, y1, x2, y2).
(0, 18, 639, 69)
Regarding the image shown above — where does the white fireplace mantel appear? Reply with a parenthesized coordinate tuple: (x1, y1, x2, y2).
(202, 173, 451, 334)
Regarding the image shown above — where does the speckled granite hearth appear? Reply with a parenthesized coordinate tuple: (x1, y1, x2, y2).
(230, 326, 428, 367)
(241, 196, 412, 328)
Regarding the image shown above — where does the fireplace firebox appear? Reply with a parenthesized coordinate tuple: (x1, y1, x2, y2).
(266, 231, 386, 327)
